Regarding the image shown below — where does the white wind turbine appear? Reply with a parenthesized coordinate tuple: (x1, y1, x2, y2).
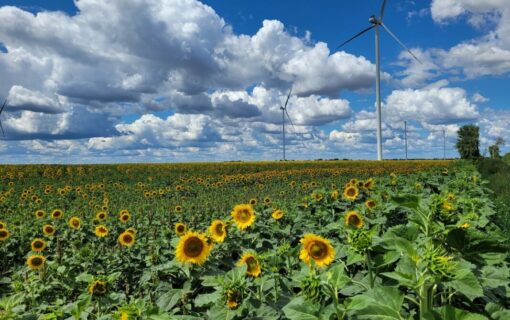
(337, 0, 421, 160)
(0, 99, 7, 137)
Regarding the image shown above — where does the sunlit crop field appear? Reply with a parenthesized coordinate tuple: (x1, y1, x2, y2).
(0, 160, 509, 319)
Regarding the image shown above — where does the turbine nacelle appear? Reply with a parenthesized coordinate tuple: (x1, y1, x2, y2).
(368, 15, 379, 25)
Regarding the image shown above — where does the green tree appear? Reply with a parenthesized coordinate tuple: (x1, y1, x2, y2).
(488, 137, 505, 159)
(456, 124, 481, 159)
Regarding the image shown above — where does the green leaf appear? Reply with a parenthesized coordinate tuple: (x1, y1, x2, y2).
(347, 286, 404, 319)
(156, 289, 182, 312)
(194, 292, 220, 308)
(391, 195, 420, 210)
(434, 305, 488, 320)
(282, 297, 320, 320)
(75, 273, 94, 283)
(380, 271, 415, 288)
(324, 263, 350, 289)
(485, 302, 510, 320)
(480, 265, 510, 288)
(446, 268, 483, 301)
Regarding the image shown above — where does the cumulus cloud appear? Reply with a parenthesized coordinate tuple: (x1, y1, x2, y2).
(7, 85, 65, 113)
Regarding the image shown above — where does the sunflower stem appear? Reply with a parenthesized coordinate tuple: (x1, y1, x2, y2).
(366, 251, 374, 288)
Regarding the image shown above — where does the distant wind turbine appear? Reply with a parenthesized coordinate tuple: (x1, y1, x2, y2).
(337, 0, 422, 160)
(0, 99, 7, 138)
(280, 87, 293, 160)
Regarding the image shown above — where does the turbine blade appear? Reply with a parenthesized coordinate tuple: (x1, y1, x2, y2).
(284, 87, 292, 108)
(336, 25, 375, 50)
(0, 100, 6, 115)
(284, 109, 308, 150)
(381, 23, 422, 64)
(0, 120, 4, 137)
(380, 0, 388, 20)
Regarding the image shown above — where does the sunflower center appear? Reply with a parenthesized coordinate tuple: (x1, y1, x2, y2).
(346, 188, 356, 197)
(123, 234, 133, 243)
(34, 241, 44, 249)
(215, 223, 224, 235)
(0, 230, 7, 237)
(239, 210, 250, 222)
(310, 242, 326, 259)
(349, 215, 360, 226)
(45, 227, 53, 233)
(184, 237, 204, 257)
(32, 257, 43, 266)
(246, 256, 257, 271)
(72, 220, 79, 227)
(177, 225, 185, 233)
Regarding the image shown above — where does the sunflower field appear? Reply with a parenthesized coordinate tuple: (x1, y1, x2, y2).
(0, 160, 509, 319)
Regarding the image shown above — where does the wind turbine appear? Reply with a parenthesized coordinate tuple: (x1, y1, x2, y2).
(337, 0, 421, 160)
(0, 99, 7, 138)
(280, 87, 293, 161)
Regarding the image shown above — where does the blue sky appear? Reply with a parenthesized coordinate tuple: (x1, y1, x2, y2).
(0, 0, 509, 163)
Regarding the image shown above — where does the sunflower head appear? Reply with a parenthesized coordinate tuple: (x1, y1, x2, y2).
(225, 289, 242, 309)
(0, 221, 6, 229)
(263, 197, 271, 205)
(365, 199, 376, 210)
(331, 190, 339, 200)
(118, 231, 135, 247)
(96, 211, 107, 220)
(27, 255, 45, 270)
(231, 204, 255, 230)
(68, 217, 81, 230)
(0, 229, 10, 241)
(119, 209, 129, 216)
(271, 209, 284, 220)
(35, 210, 45, 219)
(299, 234, 335, 267)
(249, 198, 257, 205)
(95, 225, 108, 237)
(343, 186, 359, 201)
(363, 178, 375, 190)
(88, 279, 107, 295)
(345, 211, 364, 229)
(175, 205, 183, 213)
(208, 220, 227, 243)
(237, 252, 262, 277)
(126, 227, 136, 235)
(43, 224, 56, 237)
(175, 231, 212, 265)
(175, 223, 187, 236)
(51, 209, 64, 219)
(119, 213, 131, 223)
(31, 238, 46, 252)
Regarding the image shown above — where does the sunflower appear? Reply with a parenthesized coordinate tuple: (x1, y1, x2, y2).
(345, 211, 364, 228)
(27, 255, 45, 270)
(119, 213, 131, 223)
(249, 198, 257, 205)
(299, 234, 335, 267)
(363, 178, 375, 190)
(175, 223, 187, 236)
(0, 229, 10, 241)
(208, 220, 227, 242)
(313, 193, 323, 202)
(226, 289, 242, 309)
(126, 227, 136, 235)
(263, 197, 271, 205)
(51, 209, 64, 219)
(231, 204, 255, 230)
(43, 224, 56, 237)
(119, 209, 129, 216)
(88, 279, 107, 295)
(271, 209, 284, 220)
(331, 190, 339, 200)
(95, 225, 108, 237)
(175, 205, 183, 213)
(0, 221, 6, 229)
(31, 238, 46, 252)
(118, 231, 135, 247)
(95, 211, 107, 220)
(68, 216, 81, 230)
(343, 185, 359, 201)
(175, 231, 212, 265)
(237, 252, 262, 277)
(35, 210, 45, 219)
(442, 201, 454, 212)
(365, 199, 376, 210)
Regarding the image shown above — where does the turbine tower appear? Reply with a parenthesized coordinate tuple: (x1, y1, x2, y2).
(280, 87, 293, 161)
(337, 0, 421, 160)
(0, 100, 7, 137)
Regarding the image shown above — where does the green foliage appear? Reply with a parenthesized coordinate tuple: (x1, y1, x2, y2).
(456, 125, 481, 159)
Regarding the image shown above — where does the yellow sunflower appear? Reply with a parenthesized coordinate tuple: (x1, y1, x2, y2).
(299, 234, 335, 267)
(126, 227, 136, 235)
(0, 221, 6, 229)
(263, 197, 271, 205)
(118, 231, 135, 247)
(331, 190, 339, 200)
(271, 209, 284, 220)
(345, 211, 364, 228)
(175, 231, 212, 265)
(226, 289, 242, 310)
(249, 198, 257, 205)
(119, 209, 129, 216)
(231, 204, 256, 230)
(0, 229, 10, 241)
(31, 238, 46, 252)
(35, 210, 45, 219)
(343, 186, 359, 201)
(175, 223, 187, 236)
(95, 225, 108, 237)
(175, 205, 183, 213)
(43, 224, 56, 237)
(68, 216, 81, 230)
(363, 178, 375, 190)
(119, 213, 131, 223)
(27, 255, 45, 270)
(88, 279, 107, 295)
(95, 211, 107, 220)
(365, 199, 376, 210)
(237, 252, 262, 277)
(208, 220, 227, 243)
(51, 209, 64, 219)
